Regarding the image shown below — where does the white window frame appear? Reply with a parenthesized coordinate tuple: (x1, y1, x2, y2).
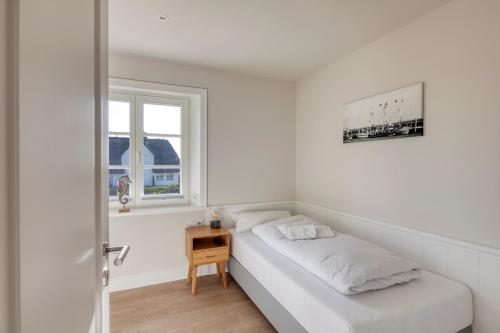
(109, 77, 208, 209)
(108, 92, 135, 203)
(108, 91, 190, 207)
(135, 94, 189, 206)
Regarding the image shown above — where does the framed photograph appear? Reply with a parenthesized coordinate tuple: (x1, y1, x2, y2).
(343, 83, 423, 143)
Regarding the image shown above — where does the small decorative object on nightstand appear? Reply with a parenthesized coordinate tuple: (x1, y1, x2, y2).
(210, 209, 221, 229)
(185, 226, 230, 295)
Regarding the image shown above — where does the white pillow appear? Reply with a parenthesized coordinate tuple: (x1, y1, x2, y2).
(232, 210, 291, 233)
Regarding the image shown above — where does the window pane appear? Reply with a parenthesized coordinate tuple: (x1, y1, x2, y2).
(144, 168, 180, 195)
(143, 103, 181, 135)
(109, 135, 130, 166)
(109, 100, 130, 132)
(108, 169, 130, 197)
(143, 136, 181, 166)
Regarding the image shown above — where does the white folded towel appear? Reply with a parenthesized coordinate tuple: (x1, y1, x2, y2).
(278, 224, 317, 240)
(277, 222, 336, 240)
(315, 225, 336, 238)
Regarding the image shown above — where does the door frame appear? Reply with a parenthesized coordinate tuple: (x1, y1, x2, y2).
(95, 0, 110, 332)
(7, 0, 20, 332)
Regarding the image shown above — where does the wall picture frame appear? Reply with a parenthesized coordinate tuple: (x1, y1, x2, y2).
(343, 83, 424, 143)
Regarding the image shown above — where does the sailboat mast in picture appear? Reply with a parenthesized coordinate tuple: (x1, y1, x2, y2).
(343, 83, 423, 143)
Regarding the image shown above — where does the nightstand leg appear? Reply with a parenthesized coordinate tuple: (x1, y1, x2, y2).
(191, 266, 198, 295)
(187, 264, 192, 283)
(216, 262, 221, 278)
(220, 262, 228, 288)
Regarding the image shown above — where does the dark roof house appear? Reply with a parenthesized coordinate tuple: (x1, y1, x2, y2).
(109, 137, 180, 174)
(144, 138, 180, 166)
(109, 137, 130, 166)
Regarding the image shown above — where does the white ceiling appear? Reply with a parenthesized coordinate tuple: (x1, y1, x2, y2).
(109, 0, 451, 81)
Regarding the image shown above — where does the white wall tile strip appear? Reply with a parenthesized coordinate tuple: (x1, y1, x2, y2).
(295, 201, 500, 333)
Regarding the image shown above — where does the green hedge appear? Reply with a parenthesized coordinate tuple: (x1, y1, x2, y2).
(144, 184, 180, 195)
(109, 184, 180, 196)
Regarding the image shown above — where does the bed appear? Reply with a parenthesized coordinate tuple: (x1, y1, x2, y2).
(229, 229, 473, 333)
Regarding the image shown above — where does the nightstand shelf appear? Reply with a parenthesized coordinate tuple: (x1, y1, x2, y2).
(185, 226, 230, 295)
(192, 237, 228, 251)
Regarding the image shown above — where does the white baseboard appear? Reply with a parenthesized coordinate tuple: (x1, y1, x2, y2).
(110, 264, 217, 292)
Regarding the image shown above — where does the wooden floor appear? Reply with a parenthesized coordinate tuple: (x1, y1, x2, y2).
(110, 274, 277, 333)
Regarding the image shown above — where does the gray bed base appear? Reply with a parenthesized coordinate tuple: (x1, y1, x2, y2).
(229, 256, 472, 333)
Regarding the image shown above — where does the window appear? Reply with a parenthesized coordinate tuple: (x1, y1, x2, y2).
(108, 78, 207, 209)
(108, 92, 189, 205)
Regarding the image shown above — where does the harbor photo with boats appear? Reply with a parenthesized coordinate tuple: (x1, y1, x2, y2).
(343, 83, 423, 143)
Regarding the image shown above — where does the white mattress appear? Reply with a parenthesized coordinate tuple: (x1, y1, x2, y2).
(230, 229, 473, 333)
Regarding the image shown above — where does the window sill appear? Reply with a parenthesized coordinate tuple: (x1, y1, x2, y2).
(109, 204, 208, 218)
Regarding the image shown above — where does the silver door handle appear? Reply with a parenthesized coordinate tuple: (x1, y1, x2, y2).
(105, 245, 130, 266)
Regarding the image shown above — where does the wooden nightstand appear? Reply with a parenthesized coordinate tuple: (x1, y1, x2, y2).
(185, 226, 230, 295)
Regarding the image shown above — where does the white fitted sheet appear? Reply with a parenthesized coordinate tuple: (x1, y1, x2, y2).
(230, 229, 473, 333)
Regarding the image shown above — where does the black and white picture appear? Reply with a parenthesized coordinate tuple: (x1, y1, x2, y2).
(343, 83, 423, 143)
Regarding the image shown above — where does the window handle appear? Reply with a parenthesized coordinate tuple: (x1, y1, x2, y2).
(137, 151, 142, 164)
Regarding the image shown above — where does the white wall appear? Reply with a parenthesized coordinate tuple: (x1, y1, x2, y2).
(108, 53, 296, 289)
(296, 0, 500, 249)
(0, 0, 9, 331)
(109, 209, 207, 291)
(110, 52, 296, 205)
(109, 202, 295, 291)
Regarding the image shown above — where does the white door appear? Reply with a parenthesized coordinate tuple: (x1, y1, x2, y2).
(12, 0, 116, 332)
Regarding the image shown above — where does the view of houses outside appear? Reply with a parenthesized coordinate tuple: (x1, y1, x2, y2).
(108, 136, 181, 196)
(108, 99, 183, 199)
